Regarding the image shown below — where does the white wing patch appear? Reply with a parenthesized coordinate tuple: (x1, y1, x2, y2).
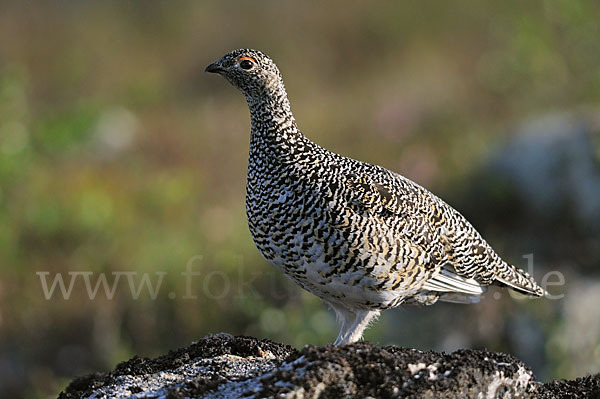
(422, 268, 486, 296)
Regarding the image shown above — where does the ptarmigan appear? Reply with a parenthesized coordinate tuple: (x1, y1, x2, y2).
(205, 49, 546, 345)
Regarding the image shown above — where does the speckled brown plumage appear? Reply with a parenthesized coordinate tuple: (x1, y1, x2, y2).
(205, 49, 546, 345)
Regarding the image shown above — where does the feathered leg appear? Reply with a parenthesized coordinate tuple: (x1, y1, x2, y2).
(340, 310, 380, 345)
(331, 306, 380, 345)
(331, 304, 357, 345)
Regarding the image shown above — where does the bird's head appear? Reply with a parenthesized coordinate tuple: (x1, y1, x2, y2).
(205, 49, 284, 100)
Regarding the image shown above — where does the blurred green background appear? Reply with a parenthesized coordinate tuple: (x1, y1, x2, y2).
(1, 1, 599, 397)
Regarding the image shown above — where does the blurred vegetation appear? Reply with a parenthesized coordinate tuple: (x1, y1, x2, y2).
(0, 1, 599, 397)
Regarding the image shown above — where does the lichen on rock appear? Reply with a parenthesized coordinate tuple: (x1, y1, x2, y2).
(58, 334, 599, 399)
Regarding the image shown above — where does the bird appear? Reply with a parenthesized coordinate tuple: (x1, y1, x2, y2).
(205, 49, 547, 345)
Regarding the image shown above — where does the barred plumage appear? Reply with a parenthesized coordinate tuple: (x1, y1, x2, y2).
(205, 49, 546, 345)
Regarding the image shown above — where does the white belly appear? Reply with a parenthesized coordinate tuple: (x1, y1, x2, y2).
(266, 240, 401, 310)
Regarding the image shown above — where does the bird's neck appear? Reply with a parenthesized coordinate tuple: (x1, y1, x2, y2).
(246, 90, 309, 163)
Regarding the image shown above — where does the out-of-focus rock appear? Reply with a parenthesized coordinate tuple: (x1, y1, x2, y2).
(463, 111, 600, 272)
(491, 113, 600, 227)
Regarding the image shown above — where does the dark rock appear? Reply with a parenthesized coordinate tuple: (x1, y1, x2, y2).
(537, 374, 600, 399)
(58, 334, 599, 398)
(461, 111, 600, 273)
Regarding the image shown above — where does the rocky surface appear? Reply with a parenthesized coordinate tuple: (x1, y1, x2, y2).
(58, 334, 599, 398)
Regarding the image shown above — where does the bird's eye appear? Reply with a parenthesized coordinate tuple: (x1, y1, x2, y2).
(239, 57, 255, 70)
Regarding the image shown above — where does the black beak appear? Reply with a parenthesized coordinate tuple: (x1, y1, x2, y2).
(205, 62, 222, 73)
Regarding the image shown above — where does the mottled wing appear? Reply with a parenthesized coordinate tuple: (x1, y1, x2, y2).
(343, 169, 544, 297)
(334, 172, 449, 296)
(343, 171, 493, 297)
